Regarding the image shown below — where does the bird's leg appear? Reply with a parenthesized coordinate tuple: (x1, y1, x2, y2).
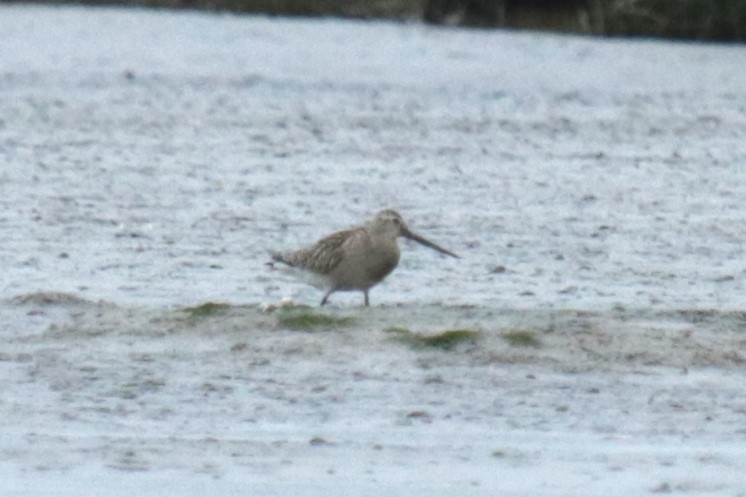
(320, 288, 334, 307)
(363, 290, 369, 307)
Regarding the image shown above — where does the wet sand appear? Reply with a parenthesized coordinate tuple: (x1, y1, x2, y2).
(2, 293, 746, 495)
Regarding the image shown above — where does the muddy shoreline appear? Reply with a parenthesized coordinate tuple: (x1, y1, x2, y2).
(7, 292, 746, 372)
(3, 292, 746, 495)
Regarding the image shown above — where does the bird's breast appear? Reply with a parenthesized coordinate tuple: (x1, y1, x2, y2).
(364, 243, 400, 283)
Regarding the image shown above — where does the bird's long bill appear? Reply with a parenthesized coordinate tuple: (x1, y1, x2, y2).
(405, 230, 460, 258)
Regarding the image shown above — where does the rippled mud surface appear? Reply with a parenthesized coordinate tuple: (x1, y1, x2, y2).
(1, 5, 746, 496)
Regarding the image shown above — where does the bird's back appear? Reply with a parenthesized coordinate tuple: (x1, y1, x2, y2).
(272, 228, 356, 276)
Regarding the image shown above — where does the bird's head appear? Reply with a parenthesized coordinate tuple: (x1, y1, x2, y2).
(369, 209, 459, 258)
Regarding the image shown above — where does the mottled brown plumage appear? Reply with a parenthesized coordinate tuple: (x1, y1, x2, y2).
(270, 209, 459, 306)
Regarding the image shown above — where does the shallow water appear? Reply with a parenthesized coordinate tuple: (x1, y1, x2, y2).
(2, 5, 746, 309)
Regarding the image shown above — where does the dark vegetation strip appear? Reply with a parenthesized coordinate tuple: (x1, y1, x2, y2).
(24, 0, 746, 41)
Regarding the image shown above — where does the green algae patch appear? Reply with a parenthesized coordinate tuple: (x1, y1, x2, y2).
(183, 302, 230, 318)
(11, 291, 91, 306)
(276, 308, 355, 331)
(384, 326, 412, 335)
(389, 328, 479, 351)
(502, 329, 542, 348)
(419, 329, 479, 349)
